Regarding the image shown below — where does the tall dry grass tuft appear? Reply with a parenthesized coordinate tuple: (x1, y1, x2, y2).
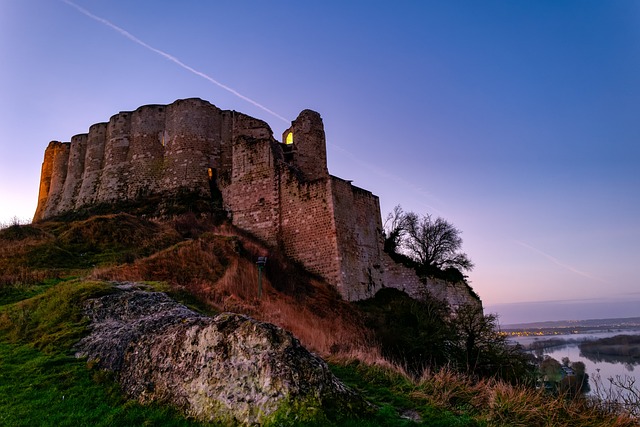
(213, 257, 260, 302)
(413, 367, 487, 411)
(258, 291, 372, 355)
(329, 346, 414, 382)
(0, 267, 53, 288)
(89, 225, 373, 357)
(329, 349, 640, 427)
(90, 233, 233, 286)
(206, 254, 372, 355)
(410, 367, 640, 427)
(0, 224, 58, 287)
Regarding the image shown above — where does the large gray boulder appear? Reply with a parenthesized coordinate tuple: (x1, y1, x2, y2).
(75, 284, 365, 425)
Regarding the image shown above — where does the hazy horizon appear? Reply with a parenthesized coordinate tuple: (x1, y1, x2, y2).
(488, 295, 640, 326)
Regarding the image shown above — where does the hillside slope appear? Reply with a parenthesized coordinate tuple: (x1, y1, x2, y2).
(1, 214, 638, 426)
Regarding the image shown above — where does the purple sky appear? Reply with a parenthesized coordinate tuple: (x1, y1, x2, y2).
(1, 1, 638, 324)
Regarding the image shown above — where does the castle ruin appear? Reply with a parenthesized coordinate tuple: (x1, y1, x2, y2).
(34, 98, 478, 306)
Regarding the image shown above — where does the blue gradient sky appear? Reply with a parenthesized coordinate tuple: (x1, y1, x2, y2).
(1, 1, 638, 324)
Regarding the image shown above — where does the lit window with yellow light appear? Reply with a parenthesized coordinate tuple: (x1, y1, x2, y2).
(285, 132, 293, 145)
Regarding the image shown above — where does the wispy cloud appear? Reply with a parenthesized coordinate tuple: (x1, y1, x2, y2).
(61, 0, 288, 124)
(515, 240, 608, 284)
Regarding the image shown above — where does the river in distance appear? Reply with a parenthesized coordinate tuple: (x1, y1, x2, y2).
(509, 329, 640, 398)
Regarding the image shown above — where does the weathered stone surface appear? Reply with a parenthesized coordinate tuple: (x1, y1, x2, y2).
(75, 285, 364, 425)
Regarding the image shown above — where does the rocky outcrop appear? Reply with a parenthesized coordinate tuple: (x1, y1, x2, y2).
(75, 284, 365, 425)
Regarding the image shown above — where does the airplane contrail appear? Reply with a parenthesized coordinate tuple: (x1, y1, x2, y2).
(515, 240, 608, 284)
(61, 0, 289, 124)
(62, 1, 447, 217)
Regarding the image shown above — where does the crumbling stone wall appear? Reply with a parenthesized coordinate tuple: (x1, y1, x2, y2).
(380, 253, 424, 298)
(276, 173, 341, 286)
(281, 110, 328, 181)
(33, 98, 481, 308)
(127, 105, 166, 200)
(330, 177, 385, 300)
(58, 134, 87, 213)
(76, 123, 107, 207)
(222, 134, 280, 246)
(40, 141, 70, 219)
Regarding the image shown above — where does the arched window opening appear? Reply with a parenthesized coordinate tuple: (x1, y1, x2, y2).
(285, 132, 294, 145)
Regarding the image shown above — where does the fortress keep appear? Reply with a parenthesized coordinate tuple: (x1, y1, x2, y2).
(34, 98, 478, 306)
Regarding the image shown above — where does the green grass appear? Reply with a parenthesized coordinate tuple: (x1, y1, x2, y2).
(330, 361, 482, 427)
(0, 280, 419, 427)
(0, 280, 113, 352)
(0, 341, 207, 427)
(0, 280, 217, 427)
(2, 215, 637, 426)
(0, 279, 446, 427)
(0, 278, 65, 307)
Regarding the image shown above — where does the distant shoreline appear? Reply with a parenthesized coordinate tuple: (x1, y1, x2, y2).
(501, 316, 640, 333)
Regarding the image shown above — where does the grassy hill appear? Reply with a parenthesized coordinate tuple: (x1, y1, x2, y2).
(1, 213, 637, 426)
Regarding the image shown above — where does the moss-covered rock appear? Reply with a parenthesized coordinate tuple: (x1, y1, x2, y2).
(75, 284, 367, 425)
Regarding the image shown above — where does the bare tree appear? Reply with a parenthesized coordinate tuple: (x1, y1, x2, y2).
(383, 205, 409, 254)
(403, 212, 474, 273)
(450, 303, 499, 369)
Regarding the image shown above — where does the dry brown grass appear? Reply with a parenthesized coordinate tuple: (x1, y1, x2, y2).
(1, 214, 183, 288)
(209, 226, 374, 355)
(91, 233, 232, 285)
(0, 224, 56, 287)
(90, 223, 373, 357)
(4, 215, 639, 425)
(408, 367, 639, 427)
(329, 352, 640, 427)
(258, 289, 372, 355)
(0, 267, 54, 288)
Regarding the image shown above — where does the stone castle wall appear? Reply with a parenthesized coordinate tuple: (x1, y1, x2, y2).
(35, 99, 274, 222)
(34, 98, 480, 307)
(276, 174, 341, 286)
(330, 177, 384, 300)
(75, 123, 107, 207)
